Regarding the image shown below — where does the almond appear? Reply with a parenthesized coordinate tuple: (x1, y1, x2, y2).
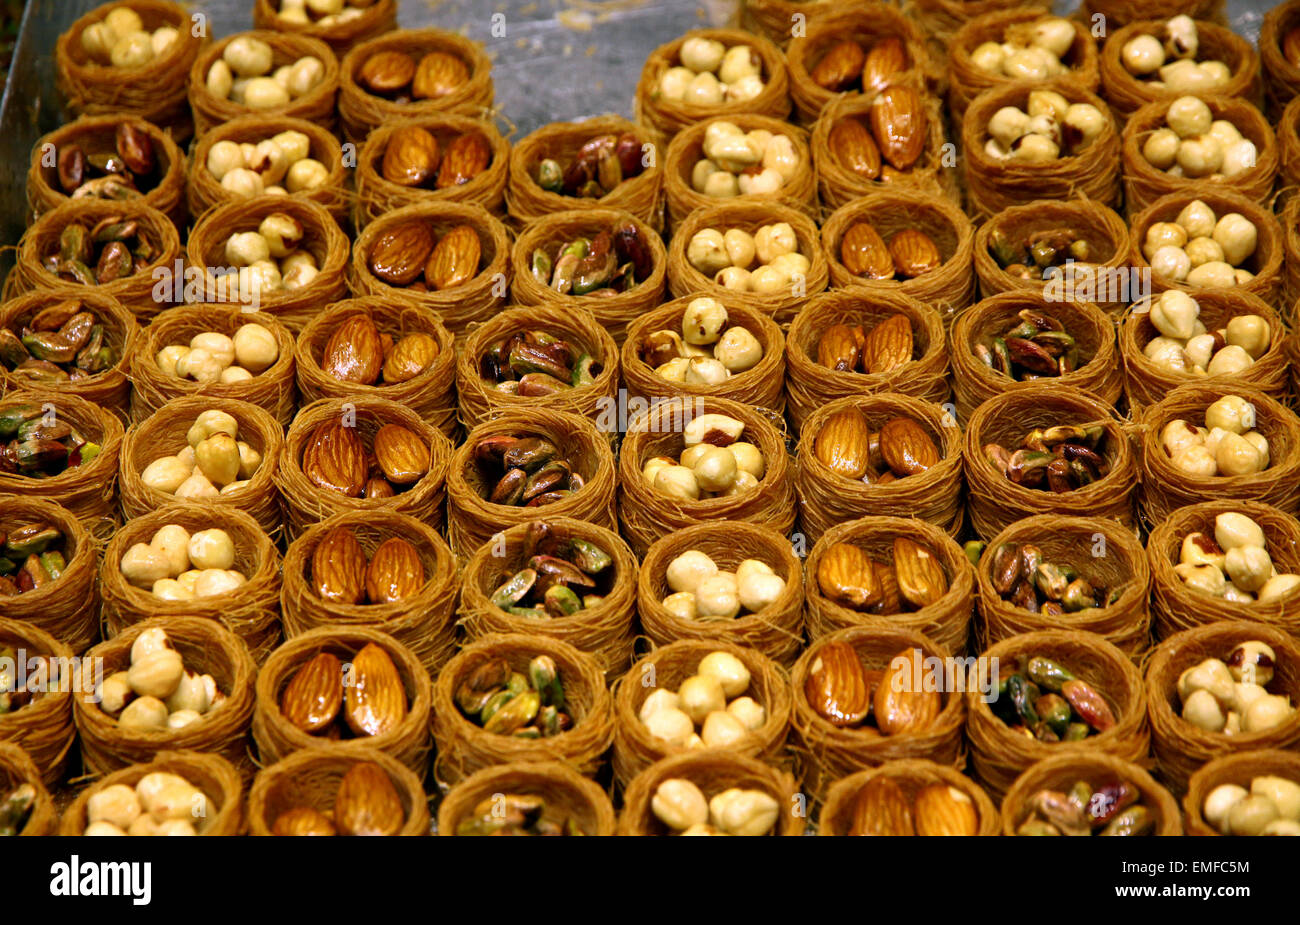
(281, 651, 343, 733)
(382, 332, 439, 384)
(878, 416, 939, 476)
(875, 646, 941, 735)
(311, 527, 368, 604)
(437, 132, 491, 188)
(321, 313, 383, 385)
(805, 640, 873, 726)
(365, 537, 425, 604)
(817, 542, 882, 611)
(873, 559, 903, 613)
(372, 423, 430, 485)
(412, 50, 469, 100)
(870, 84, 926, 171)
(811, 39, 866, 91)
(892, 536, 948, 609)
(368, 222, 436, 286)
(272, 806, 337, 836)
(345, 643, 408, 737)
(850, 324, 868, 359)
(840, 222, 894, 279)
(816, 323, 862, 372)
(862, 37, 908, 93)
(850, 776, 915, 835)
(382, 126, 441, 187)
(913, 784, 979, 836)
(333, 761, 405, 836)
(815, 406, 872, 479)
(889, 229, 942, 278)
(424, 224, 481, 291)
(828, 117, 881, 180)
(358, 51, 416, 95)
(303, 420, 368, 497)
(860, 313, 913, 373)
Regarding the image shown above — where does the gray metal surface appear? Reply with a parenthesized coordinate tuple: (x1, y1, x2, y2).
(0, 0, 1275, 264)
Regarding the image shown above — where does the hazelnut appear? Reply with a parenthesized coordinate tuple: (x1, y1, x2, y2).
(687, 229, 730, 276)
(1206, 345, 1254, 378)
(748, 265, 790, 293)
(110, 31, 154, 68)
(713, 326, 762, 373)
(1258, 574, 1300, 603)
(1184, 236, 1225, 268)
(680, 36, 726, 74)
(761, 135, 799, 182)
(1243, 694, 1295, 733)
(701, 170, 739, 198)
(1121, 34, 1165, 75)
(1175, 135, 1223, 178)
(722, 228, 756, 269)
(1215, 512, 1267, 550)
(644, 707, 694, 746)
(1144, 222, 1189, 258)
(693, 574, 741, 618)
(1224, 546, 1273, 593)
(969, 42, 1004, 74)
(709, 788, 779, 836)
(684, 71, 724, 106)
(288, 56, 325, 98)
(1149, 290, 1199, 339)
(1176, 199, 1217, 238)
(1229, 795, 1281, 835)
(232, 323, 278, 373)
(1221, 139, 1258, 178)
(661, 591, 697, 620)
(117, 696, 168, 730)
(1175, 562, 1226, 596)
(1225, 315, 1271, 359)
(727, 696, 767, 731)
(1149, 245, 1191, 282)
(1182, 687, 1227, 732)
(652, 778, 709, 830)
(1204, 783, 1248, 834)
(715, 266, 751, 290)
(677, 674, 726, 723)
(701, 710, 748, 747)
(690, 445, 737, 492)
(1161, 419, 1205, 456)
(1205, 395, 1257, 434)
(149, 523, 192, 577)
(223, 36, 274, 78)
(1213, 213, 1258, 266)
(1166, 96, 1212, 139)
(988, 106, 1030, 149)
(243, 77, 291, 109)
(120, 543, 172, 587)
(690, 157, 720, 192)
(639, 688, 681, 724)
(1227, 641, 1276, 686)
(654, 464, 700, 501)
(681, 296, 728, 345)
(697, 651, 751, 697)
(718, 45, 760, 83)
(139, 456, 192, 494)
(684, 356, 730, 386)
